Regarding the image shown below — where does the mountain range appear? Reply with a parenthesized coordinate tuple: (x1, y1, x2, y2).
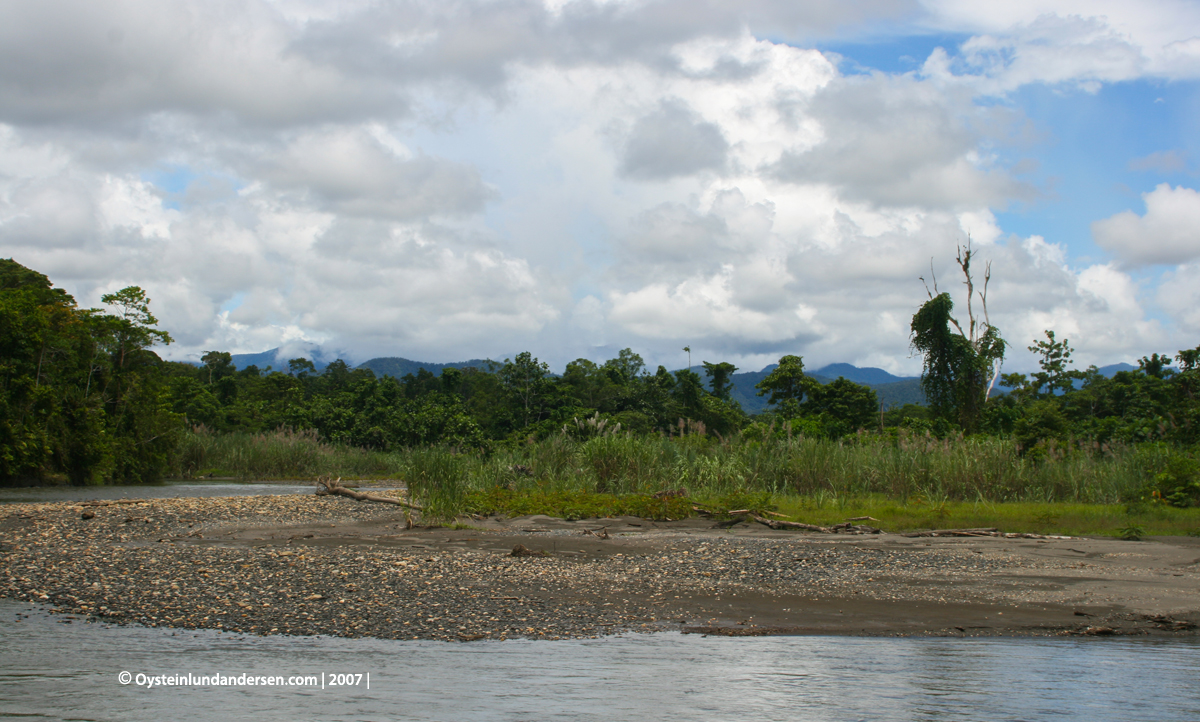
(222, 348, 1142, 415)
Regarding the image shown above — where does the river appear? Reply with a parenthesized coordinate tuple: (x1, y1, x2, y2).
(1, 482, 1197, 720)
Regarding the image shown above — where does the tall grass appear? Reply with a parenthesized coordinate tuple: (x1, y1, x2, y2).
(176, 427, 403, 480)
(175, 426, 1184, 507)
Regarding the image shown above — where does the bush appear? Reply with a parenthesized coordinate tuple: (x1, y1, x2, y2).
(1146, 448, 1200, 508)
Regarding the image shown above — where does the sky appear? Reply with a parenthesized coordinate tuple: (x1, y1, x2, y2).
(1, 0, 1199, 375)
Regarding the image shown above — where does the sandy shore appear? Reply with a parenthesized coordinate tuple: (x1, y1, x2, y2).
(2, 492, 1198, 641)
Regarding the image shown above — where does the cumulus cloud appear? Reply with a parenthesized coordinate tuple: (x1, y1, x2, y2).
(1092, 184, 1200, 266)
(255, 127, 492, 219)
(619, 100, 728, 180)
(0, 1, 1193, 374)
(771, 74, 1033, 209)
(1157, 262, 1200, 336)
(0, 0, 398, 126)
(919, 0, 1200, 85)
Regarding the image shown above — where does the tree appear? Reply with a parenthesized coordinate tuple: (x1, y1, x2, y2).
(702, 361, 737, 401)
(603, 348, 646, 383)
(201, 351, 234, 385)
(499, 352, 551, 428)
(804, 377, 879, 434)
(911, 242, 1006, 433)
(288, 358, 317, 378)
(671, 368, 705, 418)
(100, 286, 172, 370)
(1003, 330, 1082, 400)
(755, 355, 817, 419)
(1176, 345, 1200, 401)
(1139, 353, 1174, 379)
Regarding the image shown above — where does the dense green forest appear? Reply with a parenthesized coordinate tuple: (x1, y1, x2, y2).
(2, 257, 1198, 508)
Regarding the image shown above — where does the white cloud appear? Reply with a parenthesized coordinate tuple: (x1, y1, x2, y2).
(0, 2, 1193, 375)
(1092, 184, 1200, 266)
(255, 127, 492, 219)
(0, 0, 398, 126)
(919, 0, 1200, 84)
(1158, 262, 1200, 336)
(771, 73, 1033, 209)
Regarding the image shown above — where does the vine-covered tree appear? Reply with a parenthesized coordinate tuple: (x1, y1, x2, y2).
(911, 242, 1005, 433)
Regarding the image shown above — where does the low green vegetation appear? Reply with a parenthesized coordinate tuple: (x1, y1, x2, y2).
(4, 255, 1199, 541)
(175, 428, 1200, 536)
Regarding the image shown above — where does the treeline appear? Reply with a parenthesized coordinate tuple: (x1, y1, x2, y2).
(0, 260, 179, 485)
(167, 349, 886, 453)
(2, 257, 1198, 507)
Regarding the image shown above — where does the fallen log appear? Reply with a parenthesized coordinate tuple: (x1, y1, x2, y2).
(901, 528, 1072, 539)
(315, 477, 422, 510)
(902, 528, 999, 537)
(829, 521, 883, 534)
(749, 516, 883, 534)
(750, 515, 831, 532)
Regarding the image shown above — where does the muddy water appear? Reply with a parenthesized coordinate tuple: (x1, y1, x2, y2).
(1, 600, 1197, 721)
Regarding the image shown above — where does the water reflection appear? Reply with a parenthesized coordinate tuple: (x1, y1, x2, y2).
(1, 601, 1196, 721)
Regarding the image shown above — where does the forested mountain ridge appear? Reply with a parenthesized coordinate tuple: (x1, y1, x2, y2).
(224, 350, 1156, 418)
(357, 357, 499, 379)
(5, 258, 1198, 499)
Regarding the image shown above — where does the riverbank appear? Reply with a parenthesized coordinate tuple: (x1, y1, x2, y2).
(2, 493, 1198, 641)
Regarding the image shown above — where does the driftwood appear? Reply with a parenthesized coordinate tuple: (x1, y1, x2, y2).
(902, 528, 1070, 539)
(749, 515, 882, 534)
(581, 527, 610, 539)
(80, 499, 149, 507)
(750, 515, 829, 532)
(315, 477, 422, 510)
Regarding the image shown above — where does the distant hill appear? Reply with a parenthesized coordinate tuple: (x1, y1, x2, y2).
(1097, 362, 1138, 377)
(717, 364, 923, 415)
(229, 345, 344, 373)
(224, 349, 1144, 411)
(357, 357, 497, 378)
(812, 363, 914, 386)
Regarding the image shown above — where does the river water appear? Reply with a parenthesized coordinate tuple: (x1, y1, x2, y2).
(0, 480, 321, 503)
(2, 483, 1198, 720)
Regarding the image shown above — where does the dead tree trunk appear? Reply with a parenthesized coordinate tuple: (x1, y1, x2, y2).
(315, 477, 422, 510)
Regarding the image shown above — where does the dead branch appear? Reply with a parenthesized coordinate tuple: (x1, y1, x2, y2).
(903, 527, 998, 537)
(750, 516, 882, 534)
(900, 527, 1071, 539)
(315, 476, 422, 510)
(750, 515, 831, 532)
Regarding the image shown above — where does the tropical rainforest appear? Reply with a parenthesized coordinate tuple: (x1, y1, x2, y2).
(2, 257, 1198, 512)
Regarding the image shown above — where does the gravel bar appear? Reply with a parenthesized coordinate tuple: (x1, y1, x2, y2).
(2, 494, 1198, 641)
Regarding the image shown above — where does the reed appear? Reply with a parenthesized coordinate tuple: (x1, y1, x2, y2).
(173, 426, 1189, 510)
